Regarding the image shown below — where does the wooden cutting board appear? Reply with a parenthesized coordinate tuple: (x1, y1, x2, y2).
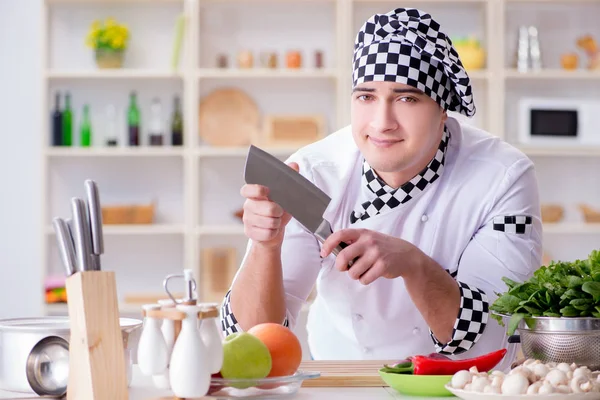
(299, 360, 395, 387)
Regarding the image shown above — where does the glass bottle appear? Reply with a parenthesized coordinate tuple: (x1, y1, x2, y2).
(51, 92, 62, 146)
(105, 104, 118, 147)
(80, 104, 92, 147)
(127, 92, 141, 146)
(171, 96, 183, 146)
(62, 92, 72, 146)
(148, 98, 164, 146)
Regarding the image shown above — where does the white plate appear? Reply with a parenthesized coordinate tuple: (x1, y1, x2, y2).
(445, 385, 600, 400)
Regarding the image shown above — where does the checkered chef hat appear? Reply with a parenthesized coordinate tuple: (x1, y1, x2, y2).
(352, 8, 476, 117)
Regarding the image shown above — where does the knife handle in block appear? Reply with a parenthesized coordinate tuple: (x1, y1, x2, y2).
(65, 271, 129, 400)
(314, 220, 356, 268)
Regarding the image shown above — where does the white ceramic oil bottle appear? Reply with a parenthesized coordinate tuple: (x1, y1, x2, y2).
(137, 304, 169, 376)
(169, 304, 211, 398)
(152, 298, 176, 389)
(199, 303, 224, 374)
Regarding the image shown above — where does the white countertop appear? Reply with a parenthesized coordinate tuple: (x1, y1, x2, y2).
(0, 366, 453, 400)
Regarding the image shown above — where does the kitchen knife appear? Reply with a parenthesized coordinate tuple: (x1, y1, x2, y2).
(71, 197, 92, 272)
(64, 217, 76, 253)
(244, 145, 354, 265)
(85, 179, 104, 271)
(52, 217, 77, 276)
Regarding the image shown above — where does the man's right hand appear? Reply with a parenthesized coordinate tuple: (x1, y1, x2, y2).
(240, 162, 300, 248)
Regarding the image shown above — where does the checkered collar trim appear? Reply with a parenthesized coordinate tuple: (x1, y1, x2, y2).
(352, 7, 476, 117)
(350, 127, 450, 224)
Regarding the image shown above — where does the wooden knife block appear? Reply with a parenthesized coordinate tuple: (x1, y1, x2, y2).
(65, 271, 129, 400)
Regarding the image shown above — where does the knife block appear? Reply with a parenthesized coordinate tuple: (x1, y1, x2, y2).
(65, 271, 129, 400)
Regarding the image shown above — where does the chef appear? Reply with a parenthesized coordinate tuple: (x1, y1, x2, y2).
(220, 7, 543, 367)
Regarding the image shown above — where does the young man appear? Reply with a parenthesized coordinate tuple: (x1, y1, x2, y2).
(220, 8, 542, 366)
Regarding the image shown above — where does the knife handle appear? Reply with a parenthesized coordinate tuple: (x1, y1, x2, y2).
(315, 220, 357, 268)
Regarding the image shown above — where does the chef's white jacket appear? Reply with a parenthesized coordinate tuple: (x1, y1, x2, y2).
(220, 117, 543, 370)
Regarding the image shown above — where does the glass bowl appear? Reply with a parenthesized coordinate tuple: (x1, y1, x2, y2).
(206, 370, 320, 399)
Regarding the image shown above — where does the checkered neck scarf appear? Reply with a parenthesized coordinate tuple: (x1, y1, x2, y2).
(350, 127, 450, 224)
(352, 8, 476, 117)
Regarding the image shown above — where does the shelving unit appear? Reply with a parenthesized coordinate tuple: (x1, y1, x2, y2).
(41, 0, 600, 317)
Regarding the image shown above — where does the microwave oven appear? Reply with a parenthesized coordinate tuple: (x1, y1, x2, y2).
(518, 97, 600, 146)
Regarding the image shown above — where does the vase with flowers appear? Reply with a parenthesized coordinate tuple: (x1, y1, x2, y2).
(86, 18, 130, 69)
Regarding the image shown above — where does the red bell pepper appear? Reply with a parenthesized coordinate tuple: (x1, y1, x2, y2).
(411, 348, 507, 375)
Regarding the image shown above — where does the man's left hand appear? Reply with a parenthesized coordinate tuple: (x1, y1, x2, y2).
(320, 228, 424, 285)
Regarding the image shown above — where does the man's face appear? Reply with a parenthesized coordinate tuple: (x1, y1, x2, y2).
(351, 81, 447, 175)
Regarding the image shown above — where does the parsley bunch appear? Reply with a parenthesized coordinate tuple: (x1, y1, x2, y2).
(490, 249, 600, 335)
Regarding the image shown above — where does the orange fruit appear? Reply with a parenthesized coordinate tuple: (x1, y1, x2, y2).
(248, 323, 302, 377)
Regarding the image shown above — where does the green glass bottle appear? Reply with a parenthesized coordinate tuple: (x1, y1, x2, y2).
(80, 104, 92, 147)
(62, 92, 73, 146)
(127, 92, 141, 146)
(171, 95, 183, 146)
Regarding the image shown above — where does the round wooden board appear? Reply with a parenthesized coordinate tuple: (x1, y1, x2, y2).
(198, 88, 261, 147)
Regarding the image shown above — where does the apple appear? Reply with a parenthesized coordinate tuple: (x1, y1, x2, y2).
(220, 332, 272, 380)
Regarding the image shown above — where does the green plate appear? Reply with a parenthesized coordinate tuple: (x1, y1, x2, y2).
(378, 369, 454, 397)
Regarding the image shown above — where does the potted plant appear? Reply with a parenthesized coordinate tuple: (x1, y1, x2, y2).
(86, 17, 130, 69)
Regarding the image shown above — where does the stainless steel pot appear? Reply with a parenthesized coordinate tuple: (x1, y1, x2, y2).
(0, 316, 142, 396)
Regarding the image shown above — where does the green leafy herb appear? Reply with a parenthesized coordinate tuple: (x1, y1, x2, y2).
(490, 249, 600, 335)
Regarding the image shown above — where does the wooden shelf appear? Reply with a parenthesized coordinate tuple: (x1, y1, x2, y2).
(198, 68, 337, 79)
(45, 147, 185, 157)
(504, 69, 600, 80)
(544, 223, 600, 234)
(47, 70, 183, 79)
(46, 224, 185, 235)
(518, 146, 600, 157)
(196, 146, 298, 157)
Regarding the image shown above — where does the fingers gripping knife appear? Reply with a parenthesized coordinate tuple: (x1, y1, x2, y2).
(243, 145, 355, 266)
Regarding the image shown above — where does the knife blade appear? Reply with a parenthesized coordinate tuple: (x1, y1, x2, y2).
(52, 217, 77, 276)
(71, 197, 92, 272)
(85, 179, 104, 271)
(244, 145, 354, 265)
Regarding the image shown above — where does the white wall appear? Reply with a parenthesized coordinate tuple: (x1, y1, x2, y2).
(0, 0, 44, 318)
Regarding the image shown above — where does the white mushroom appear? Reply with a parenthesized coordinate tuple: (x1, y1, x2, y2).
(451, 370, 472, 390)
(491, 370, 505, 377)
(581, 380, 594, 393)
(470, 376, 490, 392)
(468, 366, 479, 374)
(523, 359, 537, 366)
(463, 383, 472, 391)
(545, 369, 569, 387)
(501, 373, 529, 395)
(509, 366, 535, 383)
(532, 363, 550, 380)
(567, 370, 574, 380)
(538, 383, 555, 394)
(483, 385, 502, 394)
(574, 366, 593, 380)
(571, 375, 587, 393)
(491, 375, 504, 388)
(556, 384, 572, 394)
(546, 362, 557, 369)
(526, 381, 543, 394)
(556, 362, 572, 373)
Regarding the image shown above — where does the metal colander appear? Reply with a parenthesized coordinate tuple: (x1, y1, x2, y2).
(513, 316, 600, 370)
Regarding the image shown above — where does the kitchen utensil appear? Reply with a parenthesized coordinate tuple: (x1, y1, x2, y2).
(516, 26, 530, 72)
(528, 26, 542, 71)
(65, 270, 129, 399)
(52, 217, 77, 276)
(26, 336, 70, 397)
(70, 197, 92, 272)
(497, 313, 600, 370)
(198, 303, 223, 374)
(64, 218, 75, 250)
(0, 316, 141, 395)
(198, 88, 260, 147)
(85, 179, 104, 271)
(298, 360, 389, 387)
(380, 371, 453, 397)
(244, 145, 352, 262)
